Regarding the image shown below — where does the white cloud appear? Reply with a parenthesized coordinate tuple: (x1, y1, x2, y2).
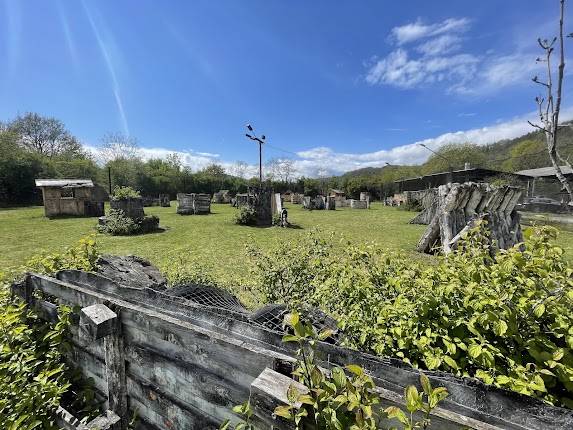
(366, 49, 478, 89)
(451, 54, 541, 95)
(367, 17, 545, 95)
(390, 18, 470, 45)
(415, 34, 462, 56)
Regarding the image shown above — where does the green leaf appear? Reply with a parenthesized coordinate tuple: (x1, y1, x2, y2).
(345, 364, 364, 376)
(533, 303, 546, 318)
(282, 334, 300, 343)
(287, 384, 300, 404)
(274, 405, 293, 419)
(332, 367, 347, 391)
(384, 406, 409, 425)
(318, 329, 334, 340)
(405, 385, 420, 412)
(468, 343, 482, 359)
(284, 312, 299, 328)
(443, 355, 459, 370)
(493, 320, 508, 336)
(420, 373, 432, 395)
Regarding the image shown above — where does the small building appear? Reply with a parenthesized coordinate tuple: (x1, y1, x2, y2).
(516, 165, 573, 203)
(394, 168, 529, 193)
(35, 179, 107, 218)
(329, 189, 347, 208)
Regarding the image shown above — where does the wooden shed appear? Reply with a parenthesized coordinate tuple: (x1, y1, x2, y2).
(35, 179, 107, 218)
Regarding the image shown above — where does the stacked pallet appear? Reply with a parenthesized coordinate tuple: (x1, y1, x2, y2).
(359, 192, 371, 208)
(176, 193, 211, 215)
(212, 190, 231, 204)
(350, 199, 368, 209)
(291, 193, 303, 204)
(409, 189, 438, 225)
(326, 196, 336, 210)
(417, 183, 523, 254)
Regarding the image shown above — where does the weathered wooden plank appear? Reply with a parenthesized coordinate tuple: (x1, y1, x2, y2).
(104, 312, 128, 430)
(128, 384, 219, 430)
(250, 368, 304, 430)
(124, 342, 246, 422)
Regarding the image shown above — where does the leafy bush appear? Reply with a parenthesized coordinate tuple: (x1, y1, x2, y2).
(0, 296, 71, 429)
(111, 186, 141, 201)
(98, 209, 139, 235)
(23, 234, 99, 275)
(0, 235, 101, 429)
(248, 225, 573, 408)
(162, 257, 217, 287)
(221, 313, 448, 430)
(233, 206, 257, 226)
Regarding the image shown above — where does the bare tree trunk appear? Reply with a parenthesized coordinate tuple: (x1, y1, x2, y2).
(530, 0, 573, 204)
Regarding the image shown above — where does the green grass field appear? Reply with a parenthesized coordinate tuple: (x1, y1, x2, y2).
(2, 202, 572, 287)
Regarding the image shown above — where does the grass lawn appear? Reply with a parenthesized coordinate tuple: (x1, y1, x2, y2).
(2, 202, 572, 293)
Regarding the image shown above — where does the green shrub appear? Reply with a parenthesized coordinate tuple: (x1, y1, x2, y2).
(248, 225, 573, 408)
(221, 312, 448, 430)
(233, 206, 257, 226)
(162, 257, 217, 287)
(23, 234, 100, 276)
(98, 209, 139, 235)
(111, 186, 141, 201)
(0, 235, 101, 429)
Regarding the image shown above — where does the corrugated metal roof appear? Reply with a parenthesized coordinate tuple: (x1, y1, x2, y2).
(516, 166, 573, 178)
(35, 179, 94, 188)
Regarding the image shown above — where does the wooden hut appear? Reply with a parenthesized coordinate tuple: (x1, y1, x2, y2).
(35, 179, 107, 218)
(329, 189, 347, 208)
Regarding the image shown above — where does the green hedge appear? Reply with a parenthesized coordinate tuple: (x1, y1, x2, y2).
(248, 224, 573, 408)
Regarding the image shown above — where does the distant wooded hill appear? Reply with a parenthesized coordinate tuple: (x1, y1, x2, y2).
(318, 123, 573, 199)
(341, 122, 573, 180)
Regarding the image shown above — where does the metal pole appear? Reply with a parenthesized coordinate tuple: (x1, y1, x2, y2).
(108, 166, 112, 194)
(259, 141, 262, 184)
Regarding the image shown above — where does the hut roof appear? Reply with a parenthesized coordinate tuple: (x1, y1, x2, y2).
(516, 165, 573, 178)
(35, 179, 94, 188)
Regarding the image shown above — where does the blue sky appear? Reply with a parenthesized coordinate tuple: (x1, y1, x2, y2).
(1, 0, 572, 176)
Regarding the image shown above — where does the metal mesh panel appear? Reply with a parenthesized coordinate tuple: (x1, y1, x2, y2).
(168, 284, 249, 314)
(164, 284, 342, 343)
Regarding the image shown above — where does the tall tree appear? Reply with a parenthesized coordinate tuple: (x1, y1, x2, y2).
(529, 0, 573, 203)
(98, 132, 140, 163)
(8, 112, 83, 158)
(422, 143, 486, 175)
(231, 161, 248, 179)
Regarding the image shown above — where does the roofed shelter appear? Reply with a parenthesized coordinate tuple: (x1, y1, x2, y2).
(517, 165, 573, 203)
(394, 167, 529, 193)
(35, 179, 107, 218)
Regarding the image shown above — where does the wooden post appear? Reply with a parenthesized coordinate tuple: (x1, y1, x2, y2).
(80, 304, 128, 430)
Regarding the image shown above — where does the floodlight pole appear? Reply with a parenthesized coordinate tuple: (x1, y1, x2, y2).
(245, 125, 266, 184)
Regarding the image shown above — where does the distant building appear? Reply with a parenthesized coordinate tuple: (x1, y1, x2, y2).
(35, 179, 107, 218)
(329, 189, 347, 208)
(394, 167, 529, 192)
(516, 165, 573, 204)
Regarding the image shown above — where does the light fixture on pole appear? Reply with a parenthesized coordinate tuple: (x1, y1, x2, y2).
(245, 124, 266, 184)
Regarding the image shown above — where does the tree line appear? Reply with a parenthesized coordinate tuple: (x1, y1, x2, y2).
(1, 112, 571, 207)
